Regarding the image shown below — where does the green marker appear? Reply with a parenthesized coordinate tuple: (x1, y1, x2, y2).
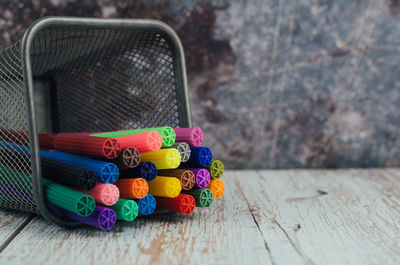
(108, 199, 138, 221)
(91, 127, 176, 147)
(42, 178, 95, 217)
(206, 160, 224, 179)
(182, 188, 213, 208)
(0, 164, 95, 216)
(0, 164, 32, 190)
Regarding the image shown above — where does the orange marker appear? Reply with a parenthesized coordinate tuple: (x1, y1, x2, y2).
(206, 179, 225, 198)
(115, 178, 148, 199)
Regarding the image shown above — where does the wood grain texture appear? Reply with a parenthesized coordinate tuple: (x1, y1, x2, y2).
(0, 169, 399, 265)
(238, 169, 400, 265)
(0, 210, 32, 251)
(0, 171, 272, 265)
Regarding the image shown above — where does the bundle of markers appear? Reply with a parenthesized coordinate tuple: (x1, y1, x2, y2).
(0, 127, 225, 230)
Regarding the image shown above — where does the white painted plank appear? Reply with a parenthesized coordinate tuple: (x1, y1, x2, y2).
(0, 171, 276, 265)
(239, 169, 400, 265)
(0, 210, 32, 250)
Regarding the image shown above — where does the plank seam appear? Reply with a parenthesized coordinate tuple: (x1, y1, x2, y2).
(233, 173, 277, 265)
(0, 214, 35, 253)
(273, 218, 317, 265)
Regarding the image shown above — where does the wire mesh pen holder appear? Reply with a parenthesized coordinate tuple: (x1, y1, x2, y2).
(0, 17, 192, 227)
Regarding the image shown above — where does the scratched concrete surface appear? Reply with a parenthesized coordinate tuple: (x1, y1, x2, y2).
(0, 0, 399, 169)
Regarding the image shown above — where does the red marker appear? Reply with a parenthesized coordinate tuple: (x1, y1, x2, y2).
(53, 134, 121, 159)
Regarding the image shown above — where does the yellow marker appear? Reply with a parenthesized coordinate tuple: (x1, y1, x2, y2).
(148, 176, 182, 198)
(206, 179, 225, 199)
(140, 148, 181, 169)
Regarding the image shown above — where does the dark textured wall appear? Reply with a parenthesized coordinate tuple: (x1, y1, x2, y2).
(0, 0, 399, 169)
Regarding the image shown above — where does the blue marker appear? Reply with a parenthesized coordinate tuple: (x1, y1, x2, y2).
(46, 151, 119, 184)
(119, 161, 157, 182)
(180, 147, 212, 167)
(135, 194, 156, 215)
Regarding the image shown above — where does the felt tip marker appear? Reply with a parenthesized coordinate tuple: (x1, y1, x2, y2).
(157, 169, 195, 190)
(119, 161, 157, 182)
(155, 194, 195, 215)
(135, 194, 156, 215)
(75, 182, 119, 206)
(140, 148, 181, 169)
(147, 176, 182, 198)
(91, 127, 176, 147)
(180, 147, 212, 168)
(108, 199, 138, 221)
(45, 150, 119, 184)
(51, 133, 122, 159)
(182, 188, 213, 208)
(115, 178, 148, 199)
(49, 203, 116, 230)
(206, 159, 224, 179)
(206, 179, 225, 199)
(173, 127, 204, 147)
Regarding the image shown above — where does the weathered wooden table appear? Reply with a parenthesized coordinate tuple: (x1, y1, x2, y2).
(0, 169, 399, 265)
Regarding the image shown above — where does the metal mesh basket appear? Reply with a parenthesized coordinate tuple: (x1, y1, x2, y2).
(0, 17, 191, 227)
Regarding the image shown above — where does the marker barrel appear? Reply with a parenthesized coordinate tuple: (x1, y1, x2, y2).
(0, 141, 30, 154)
(109, 147, 140, 170)
(182, 188, 213, 208)
(0, 148, 30, 173)
(185, 168, 210, 188)
(206, 160, 224, 179)
(91, 127, 176, 147)
(53, 134, 121, 159)
(166, 142, 191, 163)
(140, 149, 181, 169)
(42, 178, 95, 216)
(38, 133, 57, 149)
(108, 199, 138, 221)
(135, 194, 156, 215)
(206, 179, 225, 199)
(148, 176, 181, 198)
(0, 183, 34, 203)
(75, 182, 119, 206)
(155, 194, 195, 215)
(174, 127, 204, 147)
(45, 151, 119, 184)
(157, 169, 195, 190)
(115, 178, 148, 199)
(0, 164, 32, 190)
(112, 131, 162, 152)
(119, 161, 157, 182)
(49, 203, 116, 230)
(180, 147, 212, 168)
(41, 157, 97, 190)
(0, 129, 29, 145)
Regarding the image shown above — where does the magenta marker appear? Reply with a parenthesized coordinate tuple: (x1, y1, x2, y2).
(186, 168, 210, 188)
(174, 127, 204, 147)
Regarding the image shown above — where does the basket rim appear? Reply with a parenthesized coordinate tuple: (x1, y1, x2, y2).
(20, 16, 192, 228)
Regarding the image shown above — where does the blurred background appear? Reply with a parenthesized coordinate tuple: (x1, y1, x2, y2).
(0, 0, 399, 169)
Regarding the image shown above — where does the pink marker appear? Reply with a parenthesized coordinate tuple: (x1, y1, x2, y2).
(76, 183, 120, 206)
(174, 127, 204, 147)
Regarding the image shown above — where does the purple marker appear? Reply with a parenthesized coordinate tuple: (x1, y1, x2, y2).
(173, 127, 204, 147)
(186, 168, 210, 188)
(0, 183, 34, 202)
(49, 203, 116, 230)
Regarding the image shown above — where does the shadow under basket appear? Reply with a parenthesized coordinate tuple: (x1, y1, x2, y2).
(0, 17, 192, 227)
